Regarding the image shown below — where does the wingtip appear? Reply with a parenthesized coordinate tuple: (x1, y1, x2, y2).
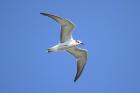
(74, 79, 77, 82)
(40, 12, 53, 18)
(40, 11, 50, 15)
(74, 77, 78, 82)
(40, 12, 47, 15)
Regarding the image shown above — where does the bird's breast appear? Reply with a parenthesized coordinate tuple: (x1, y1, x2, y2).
(58, 40, 76, 50)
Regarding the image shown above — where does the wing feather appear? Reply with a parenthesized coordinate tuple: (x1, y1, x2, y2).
(66, 47, 88, 82)
(40, 12, 75, 43)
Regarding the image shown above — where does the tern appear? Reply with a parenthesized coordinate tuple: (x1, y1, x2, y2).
(40, 12, 88, 82)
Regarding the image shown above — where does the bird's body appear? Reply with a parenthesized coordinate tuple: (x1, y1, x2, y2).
(40, 12, 88, 82)
(48, 40, 77, 52)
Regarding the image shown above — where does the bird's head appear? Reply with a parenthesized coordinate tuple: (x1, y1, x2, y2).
(75, 40, 84, 46)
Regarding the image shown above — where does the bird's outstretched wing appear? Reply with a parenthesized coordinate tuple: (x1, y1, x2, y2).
(40, 12, 75, 43)
(66, 47, 88, 82)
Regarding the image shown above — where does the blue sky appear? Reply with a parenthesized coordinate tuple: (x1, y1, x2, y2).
(0, 0, 140, 93)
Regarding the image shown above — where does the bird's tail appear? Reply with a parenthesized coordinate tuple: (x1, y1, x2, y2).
(47, 48, 53, 53)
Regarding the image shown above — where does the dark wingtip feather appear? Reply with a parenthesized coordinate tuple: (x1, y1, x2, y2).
(74, 79, 77, 82)
(74, 76, 79, 82)
(40, 12, 47, 16)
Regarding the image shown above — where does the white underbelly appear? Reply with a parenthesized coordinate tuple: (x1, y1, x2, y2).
(58, 44, 74, 50)
(50, 40, 76, 52)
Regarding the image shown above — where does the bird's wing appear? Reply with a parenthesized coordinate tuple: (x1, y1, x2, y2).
(66, 47, 88, 82)
(40, 12, 75, 43)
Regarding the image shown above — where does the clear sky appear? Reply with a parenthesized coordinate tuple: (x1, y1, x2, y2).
(0, 0, 140, 93)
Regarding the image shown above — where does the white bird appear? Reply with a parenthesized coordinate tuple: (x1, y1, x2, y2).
(40, 12, 88, 82)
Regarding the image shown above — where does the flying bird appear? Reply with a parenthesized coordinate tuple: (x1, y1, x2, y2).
(40, 12, 88, 82)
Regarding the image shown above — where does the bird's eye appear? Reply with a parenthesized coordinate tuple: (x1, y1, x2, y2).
(77, 41, 79, 43)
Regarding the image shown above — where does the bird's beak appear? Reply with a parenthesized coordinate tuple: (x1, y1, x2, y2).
(80, 43, 84, 45)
